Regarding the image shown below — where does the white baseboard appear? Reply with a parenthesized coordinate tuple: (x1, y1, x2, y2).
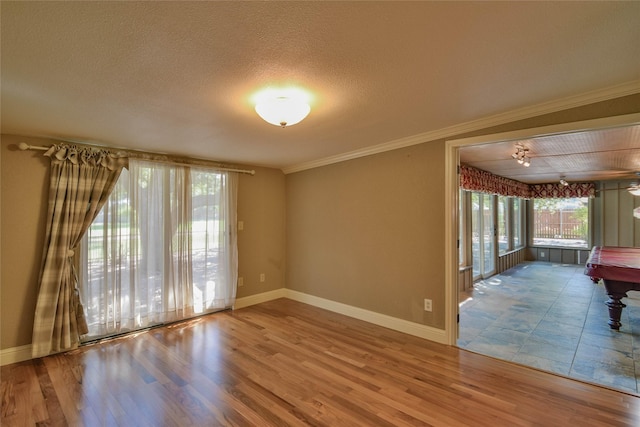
(233, 288, 287, 309)
(283, 289, 448, 345)
(235, 288, 448, 344)
(1, 344, 32, 366)
(1, 288, 446, 366)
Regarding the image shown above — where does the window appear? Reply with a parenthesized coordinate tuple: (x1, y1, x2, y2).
(460, 191, 526, 279)
(497, 196, 525, 254)
(459, 189, 467, 266)
(471, 192, 496, 279)
(513, 198, 523, 248)
(79, 159, 237, 341)
(497, 196, 509, 254)
(532, 197, 589, 248)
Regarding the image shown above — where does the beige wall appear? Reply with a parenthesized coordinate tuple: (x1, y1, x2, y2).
(237, 165, 286, 297)
(1, 136, 50, 349)
(0, 134, 286, 350)
(286, 94, 640, 330)
(287, 142, 446, 327)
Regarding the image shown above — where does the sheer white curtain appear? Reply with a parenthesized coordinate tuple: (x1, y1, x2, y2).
(79, 159, 238, 340)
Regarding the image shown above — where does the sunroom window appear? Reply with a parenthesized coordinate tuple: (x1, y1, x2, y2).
(532, 197, 589, 248)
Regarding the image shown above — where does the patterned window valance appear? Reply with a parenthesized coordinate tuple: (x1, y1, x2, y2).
(529, 182, 595, 199)
(460, 164, 595, 199)
(460, 164, 531, 198)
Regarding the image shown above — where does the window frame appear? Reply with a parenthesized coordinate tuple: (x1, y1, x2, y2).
(528, 196, 591, 249)
(496, 196, 526, 255)
(512, 197, 525, 250)
(497, 195, 510, 255)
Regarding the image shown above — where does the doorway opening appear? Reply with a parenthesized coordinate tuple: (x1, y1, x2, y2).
(445, 113, 640, 394)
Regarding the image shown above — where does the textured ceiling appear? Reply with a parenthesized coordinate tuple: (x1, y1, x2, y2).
(2, 1, 640, 176)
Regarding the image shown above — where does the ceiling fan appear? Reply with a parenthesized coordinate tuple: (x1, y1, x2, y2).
(592, 171, 640, 195)
(627, 172, 640, 196)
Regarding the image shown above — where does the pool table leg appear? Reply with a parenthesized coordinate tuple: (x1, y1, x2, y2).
(604, 293, 627, 330)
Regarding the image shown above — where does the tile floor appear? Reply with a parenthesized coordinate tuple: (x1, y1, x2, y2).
(458, 261, 640, 395)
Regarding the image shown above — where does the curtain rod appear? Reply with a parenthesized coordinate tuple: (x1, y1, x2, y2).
(18, 142, 256, 176)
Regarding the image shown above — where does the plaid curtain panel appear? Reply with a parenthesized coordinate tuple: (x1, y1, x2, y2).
(31, 145, 126, 358)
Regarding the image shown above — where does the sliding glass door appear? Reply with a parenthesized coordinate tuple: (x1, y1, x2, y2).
(79, 160, 238, 342)
(471, 192, 496, 280)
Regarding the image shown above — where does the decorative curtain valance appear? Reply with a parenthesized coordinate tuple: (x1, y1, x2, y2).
(529, 182, 596, 199)
(460, 164, 531, 198)
(43, 144, 128, 170)
(460, 164, 595, 199)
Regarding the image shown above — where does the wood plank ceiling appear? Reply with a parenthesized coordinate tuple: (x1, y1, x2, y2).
(459, 124, 640, 185)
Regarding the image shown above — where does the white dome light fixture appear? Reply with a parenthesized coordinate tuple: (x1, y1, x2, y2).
(253, 87, 311, 128)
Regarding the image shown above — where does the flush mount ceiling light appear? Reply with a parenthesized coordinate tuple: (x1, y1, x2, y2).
(253, 87, 311, 128)
(511, 144, 531, 167)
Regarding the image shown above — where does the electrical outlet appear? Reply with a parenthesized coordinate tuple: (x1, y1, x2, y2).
(238, 277, 244, 287)
(260, 273, 265, 283)
(540, 251, 545, 257)
(424, 299, 432, 312)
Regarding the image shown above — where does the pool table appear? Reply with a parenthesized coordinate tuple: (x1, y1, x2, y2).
(584, 246, 640, 330)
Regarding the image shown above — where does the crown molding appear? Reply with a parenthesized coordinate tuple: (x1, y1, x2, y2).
(282, 80, 640, 174)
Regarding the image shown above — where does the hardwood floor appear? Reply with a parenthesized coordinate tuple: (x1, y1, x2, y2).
(2, 299, 640, 426)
